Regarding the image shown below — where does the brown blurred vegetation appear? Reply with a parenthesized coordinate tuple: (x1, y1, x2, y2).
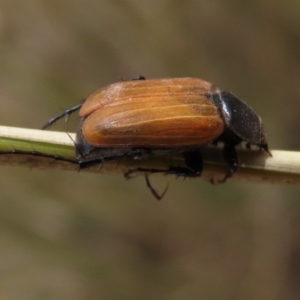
(0, 1, 300, 299)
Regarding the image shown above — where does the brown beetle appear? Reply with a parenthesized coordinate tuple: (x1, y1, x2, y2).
(23, 77, 270, 199)
(42, 77, 270, 199)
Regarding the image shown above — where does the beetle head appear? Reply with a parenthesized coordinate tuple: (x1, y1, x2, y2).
(208, 89, 269, 152)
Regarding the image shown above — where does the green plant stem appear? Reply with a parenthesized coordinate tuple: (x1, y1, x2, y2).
(0, 125, 299, 185)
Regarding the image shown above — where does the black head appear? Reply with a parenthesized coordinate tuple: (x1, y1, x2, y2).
(209, 89, 269, 153)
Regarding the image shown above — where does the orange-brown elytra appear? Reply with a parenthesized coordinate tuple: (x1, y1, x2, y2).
(80, 78, 224, 148)
(41, 77, 270, 197)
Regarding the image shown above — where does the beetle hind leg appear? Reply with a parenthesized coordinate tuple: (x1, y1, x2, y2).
(124, 167, 168, 179)
(0, 149, 78, 165)
(167, 149, 203, 178)
(145, 175, 169, 200)
(181, 150, 203, 177)
(124, 168, 170, 200)
(124, 149, 203, 179)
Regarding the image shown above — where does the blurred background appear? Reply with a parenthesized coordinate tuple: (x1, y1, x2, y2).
(0, 1, 300, 299)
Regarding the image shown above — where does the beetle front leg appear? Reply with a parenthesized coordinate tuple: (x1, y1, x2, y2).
(218, 144, 239, 183)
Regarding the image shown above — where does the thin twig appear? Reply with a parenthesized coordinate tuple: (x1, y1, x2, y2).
(0, 125, 299, 185)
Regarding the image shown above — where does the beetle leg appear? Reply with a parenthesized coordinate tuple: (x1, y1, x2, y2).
(124, 152, 202, 199)
(218, 144, 239, 183)
(0, 149, 78, 165)
(124, 150, 202, 179)
(121, 75, 146, 81)
(123, 165, 195, 179)
(182, 150, 203, 176)
(42, 103, 84, 129)
(162, 150, 203, 178)
(124, 167, 168, 179)
(145, 175, 169, 200)
(131, 75, 146, 81)
(78, 149, 146, 170)
(124, 169, 169, 200)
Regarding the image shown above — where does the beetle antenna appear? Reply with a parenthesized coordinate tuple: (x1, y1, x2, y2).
(42, 102, 83, 129)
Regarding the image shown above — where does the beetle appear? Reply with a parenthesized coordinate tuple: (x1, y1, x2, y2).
(42, 77, 270, 198)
